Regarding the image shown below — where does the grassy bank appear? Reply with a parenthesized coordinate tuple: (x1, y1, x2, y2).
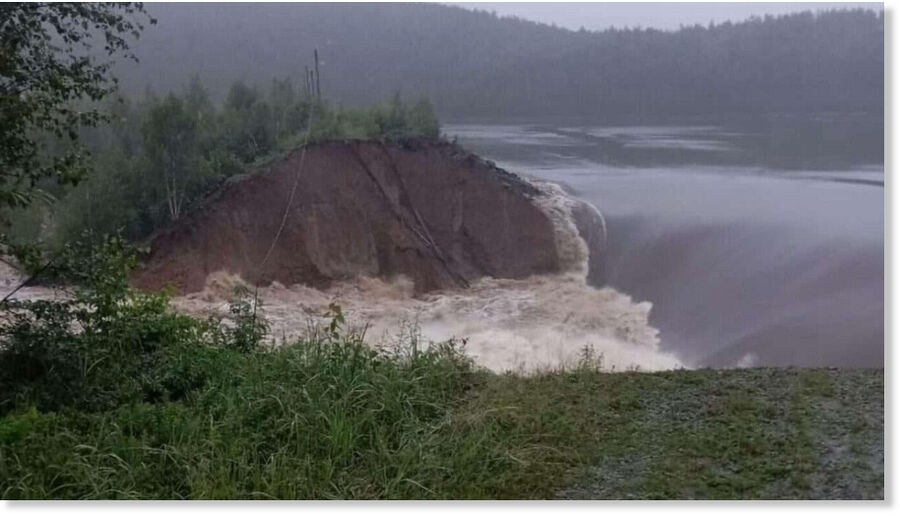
(553, 367, 883, 499)
(0, 239, 884, 500)
(0, 355, 883, 499)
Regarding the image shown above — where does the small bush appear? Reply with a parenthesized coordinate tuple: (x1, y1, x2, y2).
(213, 285, 269, 353)
(0, 232, 242, 414)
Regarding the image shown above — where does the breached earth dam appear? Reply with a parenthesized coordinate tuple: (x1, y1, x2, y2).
(0, 138, 680, 372)
(144, 139, 683, 371)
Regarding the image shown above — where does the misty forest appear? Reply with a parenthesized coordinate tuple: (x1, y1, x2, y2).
(0, 2, 885, 501)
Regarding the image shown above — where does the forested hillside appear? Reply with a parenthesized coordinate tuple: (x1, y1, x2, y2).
(116, 3, 883, 119)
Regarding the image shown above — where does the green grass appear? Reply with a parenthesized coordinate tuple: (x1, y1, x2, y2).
(0, 332, 883, 500)
(555, 367, 883, 500)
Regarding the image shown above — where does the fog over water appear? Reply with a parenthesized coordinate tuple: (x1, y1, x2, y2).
(446, 114, 883, 368)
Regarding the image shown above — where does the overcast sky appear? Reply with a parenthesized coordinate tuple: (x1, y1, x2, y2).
(450, 2, 883, 31)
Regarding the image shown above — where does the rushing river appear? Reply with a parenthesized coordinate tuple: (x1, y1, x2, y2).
(445, 114, 884, 368)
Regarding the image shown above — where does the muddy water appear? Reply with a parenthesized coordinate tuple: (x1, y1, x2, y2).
(172, 272, 680, 372)
(446, 114, 884, 368)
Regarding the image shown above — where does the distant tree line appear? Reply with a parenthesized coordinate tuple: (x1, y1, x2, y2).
(113, 4, 883, 119)
(2, 77, 440, 253)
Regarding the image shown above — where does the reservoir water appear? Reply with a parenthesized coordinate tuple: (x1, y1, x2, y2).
(446, 114, 884, 368)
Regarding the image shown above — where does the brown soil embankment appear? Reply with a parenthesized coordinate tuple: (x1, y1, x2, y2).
(133, 138, 604, 294)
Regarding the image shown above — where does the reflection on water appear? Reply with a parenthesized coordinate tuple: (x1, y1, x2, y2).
(451, 113, 883, 170)
(446, 114, 884, 368)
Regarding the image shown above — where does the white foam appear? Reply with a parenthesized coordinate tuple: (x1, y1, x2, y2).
(173, 272, 682, 373)
(531, 181, 592, 277)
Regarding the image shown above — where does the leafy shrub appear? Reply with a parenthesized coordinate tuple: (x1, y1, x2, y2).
(0, 407, 40, 446)
(0, 232, 233, 413)
(214, 285, 269, 353)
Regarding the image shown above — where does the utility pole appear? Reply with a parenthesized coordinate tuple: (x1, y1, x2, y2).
(304, 65, 311, 99)
(314, 48, 321, 102)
